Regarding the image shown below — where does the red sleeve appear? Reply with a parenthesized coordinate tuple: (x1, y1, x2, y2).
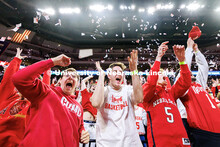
(142, 61, 160, 103)
(211, 86, 216, 97)
(0, 57, 21, 104)
(12, 59, 54, 104)
(79, 113, 85, 143)
(217, 85, 220, 92)
(171, 64, 191, 100)
(42, 68, 51, 86)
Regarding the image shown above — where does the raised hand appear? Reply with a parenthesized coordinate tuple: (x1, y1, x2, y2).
(15, 48, 27, 59)
(80, 130, 90, 144)
(156, 41, 169, 61)
(193, 43, 199, 52)
(96, 61, 105, 75)
(187, 37, 194, 49)
(82, 75, 93, 82)
(127, 50, 138, 71)
(173, 45, 185, 62)
(51, 54, 71, 67)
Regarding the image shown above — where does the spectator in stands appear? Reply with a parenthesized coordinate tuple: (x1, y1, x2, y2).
(0, 48, 30, 146)
(80, 75, 97, 147)
(176, 38, 220, 147)
(134, 105, 147, 147)
(142, 42, 191, 146)
(12, 54, 89, 147)
(91, 50, 143, 146)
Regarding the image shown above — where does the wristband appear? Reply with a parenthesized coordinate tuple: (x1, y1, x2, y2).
(194, 50, 199, 53)
(131, 70, 138, 75)
(179, 61, 186, 65)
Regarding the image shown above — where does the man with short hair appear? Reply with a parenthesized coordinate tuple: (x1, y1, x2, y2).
(12, 54, 89, 147)
(142, 42, 191, 146)
(91, 50, 143, 147)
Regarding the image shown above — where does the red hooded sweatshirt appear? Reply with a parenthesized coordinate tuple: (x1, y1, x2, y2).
(12, 59, 84, 147)
(142, 61, 191, 147)
(0, 57, 30, 147)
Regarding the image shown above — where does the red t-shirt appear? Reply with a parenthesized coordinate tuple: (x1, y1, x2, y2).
(0, 57, 31, 147)
(181, 82, 220, 133)
(12, 59, 85, 147)
(81, 89, 97, 118)
(142, 61, 191, 147)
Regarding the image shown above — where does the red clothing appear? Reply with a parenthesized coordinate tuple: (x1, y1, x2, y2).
(181, 82, 220, 133)
(211, 86, 216, 97)
(0, 57, 30, 147)
(12, 59, 85, 147)
(81, 89, 97, 118)
(142, 61, 191, 147)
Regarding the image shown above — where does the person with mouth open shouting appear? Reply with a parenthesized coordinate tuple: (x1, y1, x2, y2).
(142, 42, 191, 147)
(91, 50, 143, 147)
(12, 54, 89, 147)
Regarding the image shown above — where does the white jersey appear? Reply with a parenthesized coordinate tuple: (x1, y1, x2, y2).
(96, 85, 143, 147)
(134, 106, 147, 135)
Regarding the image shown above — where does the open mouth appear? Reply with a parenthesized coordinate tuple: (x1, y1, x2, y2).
(66, 82, 73, 88)
(116, 78, 121, 83)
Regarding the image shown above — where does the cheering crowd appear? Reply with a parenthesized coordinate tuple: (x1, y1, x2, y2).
(0, 37, 220, 147)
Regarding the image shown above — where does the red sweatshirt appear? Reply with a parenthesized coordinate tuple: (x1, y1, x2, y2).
(81, 89, 97, 118)
(12, 59, 85, 147)
(142, 61, 191, 147)
(0, 57, 30, 147)
(181, 82, 220, 133)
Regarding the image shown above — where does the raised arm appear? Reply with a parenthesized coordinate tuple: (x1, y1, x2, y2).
(0, 48, 26, 103)
(90, 62, 105, 108)
(171, 45, 191, 100)
(42, 68, 51, 85)
(128, 50, 143, 104)
(193, 44, 209, 89)
(185, 38, 194, 69)
(12, 54, 71, 103)
(142, 41, 169, 103)
(175, 38, 194, 81)
(81, 76, 93, 91)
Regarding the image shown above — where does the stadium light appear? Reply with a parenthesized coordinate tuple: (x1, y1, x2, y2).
(180, 4, 186, 9)
(107, 5, 113, 10)
(131, 4, 135, 10)
(148, 7, 155, 14)
(186, 2, 204, 11)
(89, 4, 105, 12)
(138, 8, 145, 12)
(215, 7, 220, 12)
(38, 8, 55, 15)
(89, 4, 113, 12)
(59, 8, 81, 14)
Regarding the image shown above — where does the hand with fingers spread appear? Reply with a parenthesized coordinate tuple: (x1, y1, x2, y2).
(173, 45, 186, 62)
(51, 54, 71, 67)
(156, 41, 169, 61)
(15, 47, 27, 59)
(96, 61, 105, 76)
(127, 50, 138, 71)
(80, 130, 90, 144)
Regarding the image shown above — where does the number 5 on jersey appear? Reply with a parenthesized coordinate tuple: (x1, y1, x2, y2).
(165, 107, 174, 123)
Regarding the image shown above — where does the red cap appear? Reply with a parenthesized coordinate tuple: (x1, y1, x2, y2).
(189, 26, 201, 40)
